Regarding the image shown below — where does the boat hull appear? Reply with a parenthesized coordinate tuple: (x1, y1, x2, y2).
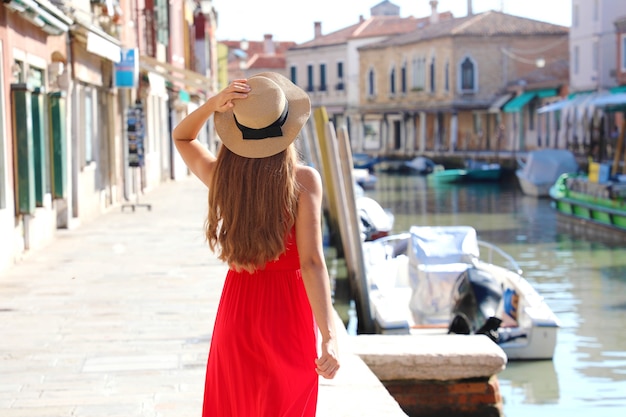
(549, 174, 626, 236)
(516, 170, 552, 197)
(516, 149, 579, 197)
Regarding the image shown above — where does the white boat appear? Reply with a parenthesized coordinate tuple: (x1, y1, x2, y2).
(356, 196, 394, 241)
(362, 225, 559, 360)
(403, 156, 436, 174)
(353, 168, 377, 190)
(516, 149, 579, 197)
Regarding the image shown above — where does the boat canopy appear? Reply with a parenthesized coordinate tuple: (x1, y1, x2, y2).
(520, 149, 579, 184)
(409, 226, 479, 265)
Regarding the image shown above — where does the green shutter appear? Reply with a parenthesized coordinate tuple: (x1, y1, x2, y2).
(48, 92, 67, 199)
(31, 88, 46, 206)
(11, 84, 35, 215)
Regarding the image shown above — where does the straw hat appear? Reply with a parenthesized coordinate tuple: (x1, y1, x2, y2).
(214, 72, 311, 158)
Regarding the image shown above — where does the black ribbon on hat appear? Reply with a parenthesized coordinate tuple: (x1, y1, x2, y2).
(234, 102, 289, 140)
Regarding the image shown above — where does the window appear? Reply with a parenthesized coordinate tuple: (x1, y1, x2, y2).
(622, 35, 626, 71)
(460, 57, 476, 91)
(412, 56, 426, 90)
(389, 66, 396, 95)
(429, 57, 435, 93)
(290, 65, 297, 84)
(336, 61, 344, 90)
(592, 40, 599, 72)
(401, 62, 407, 93)
(368, 68, 375, 97)
(573, 4, 579, 27)
(319, 63, 327, 91)
(155, 0, 169, 46)
(574, 45, 580, 75)
(445, 61, 449, 92)
(306, 64, 314, 92)
(81, 86, 94, 165)
(593, 0, 599, 21)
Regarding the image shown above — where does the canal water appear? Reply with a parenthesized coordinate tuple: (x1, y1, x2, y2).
(334, 171, 626, 417)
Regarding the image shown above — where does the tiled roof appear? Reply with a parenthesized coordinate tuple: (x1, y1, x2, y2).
(248, 54, 286, 69)
(291, 12, 454, 49)
(220, 39, 297, 55)
(220, 38, 296, 72)
(361, 10, 569, 49)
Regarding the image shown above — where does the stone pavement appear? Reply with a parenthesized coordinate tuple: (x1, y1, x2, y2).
(0, 176, 407, 417)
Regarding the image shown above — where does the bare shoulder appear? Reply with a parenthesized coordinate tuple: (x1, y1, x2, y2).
(295, 165, 322, 191)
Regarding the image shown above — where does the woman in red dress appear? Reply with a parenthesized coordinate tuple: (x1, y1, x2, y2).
(172, 72, 340, 416)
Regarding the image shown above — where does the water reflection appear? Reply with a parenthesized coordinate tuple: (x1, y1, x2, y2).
(357, 171, 626, 416)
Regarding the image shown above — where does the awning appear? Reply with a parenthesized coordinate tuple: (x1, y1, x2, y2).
(503, 88, 558, 113)
(535, 88, 559, 98)
(591, 92, 626, 108)
(537, 99, 570, 113)
(488, 94, 512, 113)
(139, 55, 214, 96)
(503, 92, 535, 113)
(537, 91, 626, 113)
(71, 17, 121, 63)
(4, 0, 72, 35)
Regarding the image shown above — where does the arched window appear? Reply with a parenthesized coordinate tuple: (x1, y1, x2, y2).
(401, 61, 407, 93)
(429, 57, 436, 93)
(368, 68, 375, 96)
(460, 57, 476, 92)
(390, 66, 396, 95)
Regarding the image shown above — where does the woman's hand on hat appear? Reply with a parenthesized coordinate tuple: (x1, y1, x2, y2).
(214, 80, 251, 113)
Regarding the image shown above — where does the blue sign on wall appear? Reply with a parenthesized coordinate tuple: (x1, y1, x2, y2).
(115, 48, 138, 88)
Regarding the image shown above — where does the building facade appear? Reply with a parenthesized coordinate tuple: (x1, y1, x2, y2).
(0, 0, 219, 273)
(285, 0, 453, 149)
(357, 10, 569, 155)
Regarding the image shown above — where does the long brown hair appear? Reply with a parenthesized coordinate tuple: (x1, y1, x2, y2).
(206, 144, 299, 272)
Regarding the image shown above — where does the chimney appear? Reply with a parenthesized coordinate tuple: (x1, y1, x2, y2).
(314, 21, 322, 39)
(467, 0, 473, 16)
(264, 34, 275, 55)
(359, 14, 365, 23)
(429, 0, 439, 24)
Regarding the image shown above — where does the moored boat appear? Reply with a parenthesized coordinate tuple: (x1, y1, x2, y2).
(549, 172, 626, 235)
(356, 196, 395, 241)
(516, 149, 579, 197)
(403, 156, 436, 175)
(362, 225, 559, 360)
(428, 161, 501, 183)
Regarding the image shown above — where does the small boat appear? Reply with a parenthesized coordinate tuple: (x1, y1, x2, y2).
(427, 165, 467, 183)
(549, 172, 626, 236)
(403, 156, 436, 175)
(516, 149, 579, 197)
(353, 168, 377, 190)
(353, 153, 384, 170)
(464, 160, 502, 181)
(356, 196, 395, 241)
(362, 225, 559, 360)
(428, 161, 501, 183)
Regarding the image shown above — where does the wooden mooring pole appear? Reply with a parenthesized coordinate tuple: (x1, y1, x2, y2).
(312, 107, 375, 334)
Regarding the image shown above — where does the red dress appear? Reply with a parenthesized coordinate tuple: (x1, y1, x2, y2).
(202, 229, 319, 417)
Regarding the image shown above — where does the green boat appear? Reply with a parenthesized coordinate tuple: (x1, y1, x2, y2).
(549, 173, 626, 235)
(428, 161, 501, 183)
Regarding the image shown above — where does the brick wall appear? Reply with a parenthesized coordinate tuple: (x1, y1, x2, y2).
(383, 375, 503, 417)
